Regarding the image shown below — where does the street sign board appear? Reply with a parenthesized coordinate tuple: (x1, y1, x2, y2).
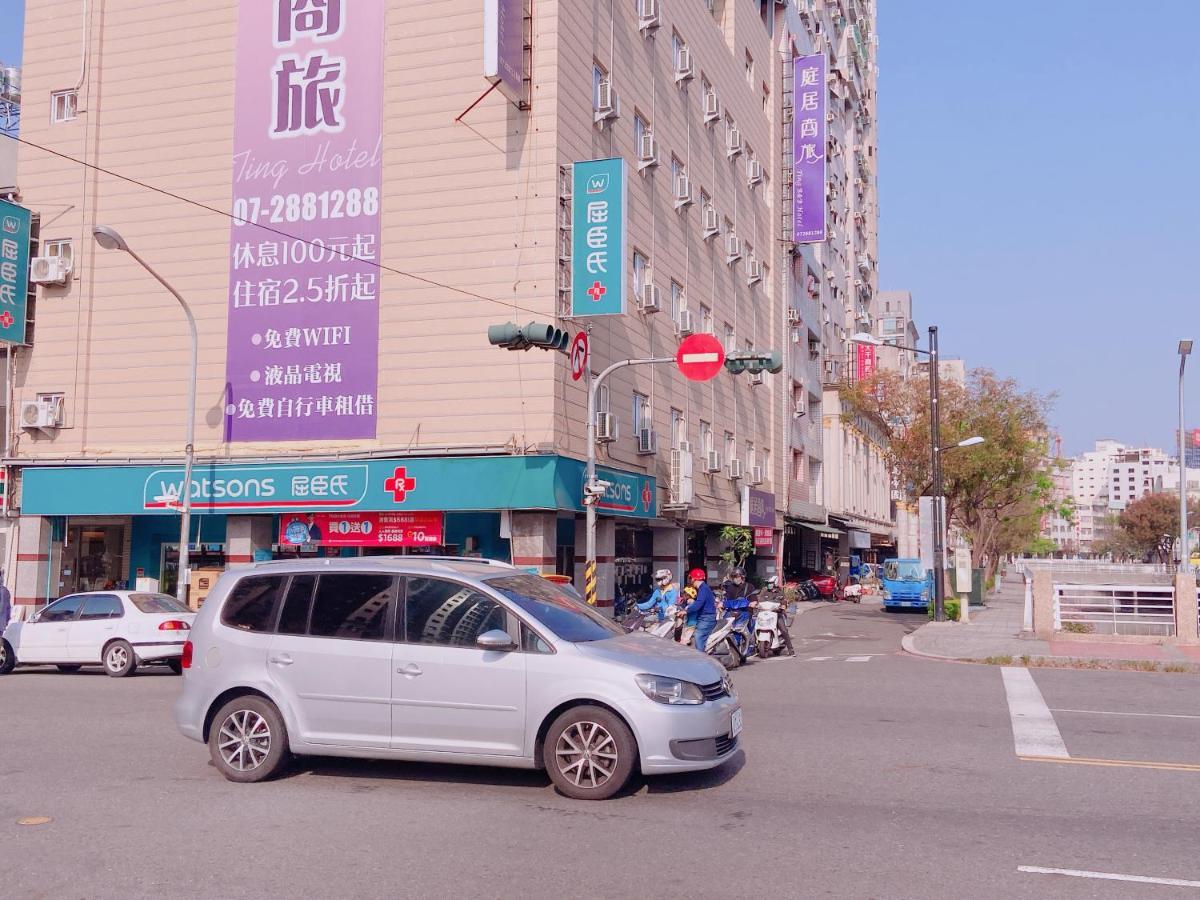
(676, 333, 725, 382)
(0, 199, 31, 346)
(569, 331, 589, 381)
(571, 158, 627, 317)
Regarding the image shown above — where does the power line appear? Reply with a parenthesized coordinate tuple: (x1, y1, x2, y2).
(1, 131, 551, 320)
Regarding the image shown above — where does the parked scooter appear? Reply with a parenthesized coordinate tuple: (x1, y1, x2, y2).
(836, 576, 862, 604)
(755, 593, 787, 658)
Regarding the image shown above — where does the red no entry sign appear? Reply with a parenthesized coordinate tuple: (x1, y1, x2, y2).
(569, 331, 589, 381)
(676, 333, 725, 382)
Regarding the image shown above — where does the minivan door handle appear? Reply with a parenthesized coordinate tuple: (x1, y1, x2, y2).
(268, 654, 295, 667)
(397, 663, 422, 677)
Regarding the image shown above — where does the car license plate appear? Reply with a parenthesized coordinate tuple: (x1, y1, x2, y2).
(730, 708, 743, 738)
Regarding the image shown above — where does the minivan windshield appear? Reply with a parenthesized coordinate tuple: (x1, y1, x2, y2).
(883, 560, 925, 583)
(486, 574, 623, 643)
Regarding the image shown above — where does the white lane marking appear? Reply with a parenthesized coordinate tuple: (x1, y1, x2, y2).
(1018, 865, 1200, 888)
(1051, 708, 1200, 720)
(1001, 667, 1069, 759)
(806, 656, 833, 661)
(845, 656, 873, 662)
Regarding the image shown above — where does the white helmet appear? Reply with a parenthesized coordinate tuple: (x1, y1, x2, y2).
(654, 568, 673, 583)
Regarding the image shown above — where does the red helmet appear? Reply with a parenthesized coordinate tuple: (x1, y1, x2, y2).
(688, 568, 707, 582)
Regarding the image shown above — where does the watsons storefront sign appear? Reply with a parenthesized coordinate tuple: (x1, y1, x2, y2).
(20, 456, 657, 519)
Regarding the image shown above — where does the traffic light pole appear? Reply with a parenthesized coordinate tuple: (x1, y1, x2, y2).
(929, 325, 946, 623)
(584, 356, 674, 606)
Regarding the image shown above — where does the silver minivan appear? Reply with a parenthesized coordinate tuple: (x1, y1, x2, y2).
(174, 557, 741, 800)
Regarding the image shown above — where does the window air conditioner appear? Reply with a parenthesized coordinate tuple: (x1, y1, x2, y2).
(674, 47, 694, 83)
(640, 281, 661, 313)
(20, 397, 63, 431)
(728, 458, 745, 480)
(673, 174, 692, 208)
(746, 258, 762, 285)
(703, 90, 720, 123)
(669, 448, 695, 506)
(676, 308, 695, 336)
(787, 307, 800, 324)
(749, 465, 764, 485)
(726, 126, 743, 158)
(596, 411, 618, 442)
(29, 255, 71, 285)
(702, 206, 719, 238)
(637, 428, 658, 455)
(638, 0, 661, 32)
(725, 234, 742, 264)
(595, 78, 619, 123)
(747, 158, 764, 185)
(705, 451, 723, 473)
(638, 132, 659, 170)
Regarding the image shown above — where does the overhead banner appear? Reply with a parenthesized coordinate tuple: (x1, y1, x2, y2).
(280, 511, 445, 547)
(0, 199, 31, 345)
(791, 53, 826, 243)
(571, 158, 627, 317)
(224, 0, 385, 442)
(483, 0, 525, 105)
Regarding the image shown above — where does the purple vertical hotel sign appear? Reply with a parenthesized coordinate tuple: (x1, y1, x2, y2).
(225, 0, 384, 442)
(792, 53, 826, 243)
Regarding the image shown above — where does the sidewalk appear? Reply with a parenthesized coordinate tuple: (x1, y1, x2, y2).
(902, 573, 1200, 670)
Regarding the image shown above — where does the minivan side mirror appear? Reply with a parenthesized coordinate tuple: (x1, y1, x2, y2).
(476, 629, 517, 652)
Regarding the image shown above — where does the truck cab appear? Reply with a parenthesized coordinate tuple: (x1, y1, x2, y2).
(880, 558, 932, 611)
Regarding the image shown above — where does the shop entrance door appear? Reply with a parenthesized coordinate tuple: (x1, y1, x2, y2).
(63, 523, 127, 595)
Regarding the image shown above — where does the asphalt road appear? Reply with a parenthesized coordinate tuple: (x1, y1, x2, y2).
(4, 601, 1200, 899)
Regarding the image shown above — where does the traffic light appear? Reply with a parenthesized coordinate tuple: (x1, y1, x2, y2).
(724, 350, 783, 376)
(487, 321, 570, 353)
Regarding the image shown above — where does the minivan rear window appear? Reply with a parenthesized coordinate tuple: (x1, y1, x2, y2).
(221, 578, 286, 632)
(486, 574, 622, 643)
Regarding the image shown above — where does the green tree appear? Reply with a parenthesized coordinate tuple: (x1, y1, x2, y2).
(718, 526, 755, 571)
(1116, 493, 1200, 563)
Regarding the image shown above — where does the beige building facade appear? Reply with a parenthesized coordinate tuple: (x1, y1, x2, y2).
(5, 0, 858, 610)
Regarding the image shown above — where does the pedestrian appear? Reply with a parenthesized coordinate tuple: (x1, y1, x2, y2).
(0, 569, 11, 635)
(685, 568, 718, 652)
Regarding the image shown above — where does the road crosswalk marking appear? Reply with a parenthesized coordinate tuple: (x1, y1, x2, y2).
(1001, 667, 1069, 759)
(802, 654, 880, 663)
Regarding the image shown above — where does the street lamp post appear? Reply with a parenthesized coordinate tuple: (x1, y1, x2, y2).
(92, 226, 198, 607)
(1180, 339, 1193, 573)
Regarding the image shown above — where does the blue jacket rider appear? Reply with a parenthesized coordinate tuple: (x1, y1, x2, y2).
(638, 569, 679, 621)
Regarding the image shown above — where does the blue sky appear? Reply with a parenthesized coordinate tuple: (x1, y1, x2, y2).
(3, 0, 1196, 456)
(878, 1, 1199, 456)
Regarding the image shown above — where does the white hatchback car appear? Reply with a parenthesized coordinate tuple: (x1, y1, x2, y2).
(0, 591, 196, 677)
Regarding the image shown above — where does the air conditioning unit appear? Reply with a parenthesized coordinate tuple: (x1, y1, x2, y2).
(702, 205, 719, 238)
(749, 372, 765, 386)
(30, 255, 71, 285)
(747, 158, 764, 185)
(749, 465, 764, 485)
(728, 458, 745, 480)
(595, 78, 619, 123)
(824, 359, 840, 380)
(746, 258, 762, 285)
(676, 308, 695, 336)
(596, 411, 618, 442)
(669, 448, 695, 507)
(705, 451, 723, 473)
(673, 174, 692, 209)
(678, 440, 692, 454)
(638, 131, 659, 170)
(637, 428, 658, 455)
(640, 281, 661, 313)
(787, 307, 800, 324)
(674, 47, 694, 83)
(726, 126, 743, 158)
(794, 399, 807, 418)
(808, 337, 820, 360)
(725, 234, 742, 263)
(703, 90, 720, 123)
(638, 0, 661, 31)
(20, 397, 63, 432)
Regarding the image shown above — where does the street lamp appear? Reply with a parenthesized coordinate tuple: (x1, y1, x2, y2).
(93, 226, 198, 606)
(852, 326, 953, 620)
(1180, 339, 1193, 573)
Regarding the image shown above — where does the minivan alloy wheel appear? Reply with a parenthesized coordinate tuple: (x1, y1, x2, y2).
(555, 721, 618, 789)
(218, 709, 272, 772)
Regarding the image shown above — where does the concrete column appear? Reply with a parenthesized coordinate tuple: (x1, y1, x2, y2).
(510, 512, 558, 572)
(226, 516, 274, 568)
(13, 516, 57, 613)
(575, 517, 615, 609)
(1032, 569, 1055, 640)
(1175, 572, 1199, 645)
(651, 525, 686, 583)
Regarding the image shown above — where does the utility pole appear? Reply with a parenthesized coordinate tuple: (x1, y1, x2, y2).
(1180, 340, 1193, 572)
(929, 325, 946, 622)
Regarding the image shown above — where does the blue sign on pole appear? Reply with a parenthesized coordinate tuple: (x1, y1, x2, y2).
(0, 200, 32, 346)
(571, 158, 626, 317)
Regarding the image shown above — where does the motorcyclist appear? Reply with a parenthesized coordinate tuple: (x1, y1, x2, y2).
(761, 576, 796, 657)
(721, 566, 757, 631)
(685, 568, 718, 651)
(637, 569, 679, 622)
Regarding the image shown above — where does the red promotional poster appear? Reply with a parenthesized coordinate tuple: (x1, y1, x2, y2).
(280, 511, 444, 547)
(856, 343, 877, 382)
(754, 527, 774, 548)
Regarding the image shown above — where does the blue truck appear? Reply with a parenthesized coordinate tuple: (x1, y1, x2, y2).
(880, 558, 933, 611)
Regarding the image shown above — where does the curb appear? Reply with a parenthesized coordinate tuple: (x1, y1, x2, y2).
(900, 630, 962, 663)
(900, 630, 1200, 673)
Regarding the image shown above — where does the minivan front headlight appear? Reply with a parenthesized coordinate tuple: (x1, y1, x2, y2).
(635, 674, 705, 705)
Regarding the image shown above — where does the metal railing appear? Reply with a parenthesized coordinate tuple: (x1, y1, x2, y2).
(1017, 557, 1171, 576)
(1053, 583, 1176, 637)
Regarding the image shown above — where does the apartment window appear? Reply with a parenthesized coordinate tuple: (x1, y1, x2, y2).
(723, 216, 734, 238)
(747, 442, 757, 471)
(51, 89, 78, 124)
(670, 279, 683, 322)
(671, 155, 684, 188)
(671, 32, 686, 70)
(700, 421, 713, 456)
(43, 239, 74, 269)
(632, 250, 649, 296)
(724, 322, 736, 353)
(634, 112, 648, 149)
(633, 392, 651, 435)
(762, 449, 771, 482)
(670, 408, 685, 450)
(592, 63, 606, 110)
(700, 304, 714, 334)
(762, 81, 770, 113)
(724, 432, 736, 465)
(744, 50, 754, 84)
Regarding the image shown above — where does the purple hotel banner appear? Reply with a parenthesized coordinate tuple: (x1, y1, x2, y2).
(225, 0, 384, 442)
(792, 53, 826, 244)
(484, 0, 525, 105)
